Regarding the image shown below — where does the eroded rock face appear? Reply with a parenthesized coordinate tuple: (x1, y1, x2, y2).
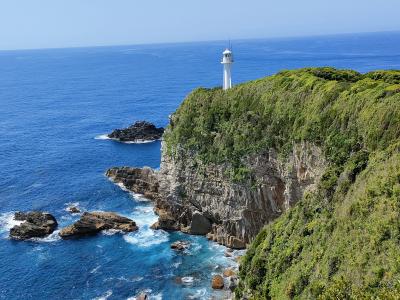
(156, 142, 327, 249)
(106, 167, 160, 200)
(59, 212, 138, 238)
(106, 142, 326, 249)
(108, 121, 164, 142)
(10, 211, 58, 240)
(190, 211, 212, 235)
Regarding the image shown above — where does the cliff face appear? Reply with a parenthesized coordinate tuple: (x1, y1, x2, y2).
(107, 143, 326, 249)
(155, 142, 326, 248)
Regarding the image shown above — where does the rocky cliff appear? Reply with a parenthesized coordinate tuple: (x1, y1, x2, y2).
(108, 67, 400, 298)
(158, 142, 326, 248)
(107, 142, 326, 249)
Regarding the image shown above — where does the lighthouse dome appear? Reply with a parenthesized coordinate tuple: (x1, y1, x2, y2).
(221, 48, 233, 64)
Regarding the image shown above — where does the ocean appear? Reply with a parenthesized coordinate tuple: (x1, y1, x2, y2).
(0, 32, 399, 299)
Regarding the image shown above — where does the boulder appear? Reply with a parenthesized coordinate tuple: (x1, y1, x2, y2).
(108, 121, 164, 142)
(66, 206, 80, 214)
(59, 212, 138, 238)
(211, 274, 224, 289)
(170, 240, 190, 251)
(190, 211, 212, 235)
(10, 211, 58, 240)
(223, 268, 236, 277)
(224, 251, 233, 257)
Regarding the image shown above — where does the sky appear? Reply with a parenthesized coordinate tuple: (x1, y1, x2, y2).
(0, 0, 400, 50)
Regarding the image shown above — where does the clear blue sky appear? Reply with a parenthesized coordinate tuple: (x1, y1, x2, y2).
(1, 0, 400, 50)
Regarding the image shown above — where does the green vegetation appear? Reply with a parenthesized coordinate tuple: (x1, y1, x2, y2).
(164, 67, 400, 298)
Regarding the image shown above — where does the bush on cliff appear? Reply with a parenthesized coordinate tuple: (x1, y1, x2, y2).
(164, 67, 400, 298)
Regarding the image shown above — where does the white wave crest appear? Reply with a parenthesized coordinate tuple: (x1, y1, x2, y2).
(90, 265, 101, 274)
(187, 288, 206, 299)
(181, 276, 194, 284)
(102, 229, 121, 236)
(95, 134, 111, 140)
(95, 134, 160, 144)
(0, 212, 23, 234)
(121, 139, 158, 144)
(123, 228, 168, 248)
(130, 208, 158, 227)
(93, 290, 112, 300)
(130, 192, 150, 202)
(31, 230, 61, 243)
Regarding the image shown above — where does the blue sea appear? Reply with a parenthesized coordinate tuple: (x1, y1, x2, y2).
(0, 32, 399, 299)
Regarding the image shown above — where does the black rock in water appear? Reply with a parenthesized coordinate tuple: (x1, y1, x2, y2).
(59, 211, 138, 238)
(10, 211, 58, 240)
(108, 121, 164, 142)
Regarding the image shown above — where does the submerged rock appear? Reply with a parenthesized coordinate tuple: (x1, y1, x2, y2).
(59, 211, 138, 238)
(10, 211, 58, 240)
(170, 240, 190, 251)
(66, 206, 80, 214)
(211, 274, 224, 289)
(108, 121, 164, 142)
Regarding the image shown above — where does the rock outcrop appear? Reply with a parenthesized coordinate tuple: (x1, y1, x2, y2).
(9, 211, 58, 240)
(106, 167, 160, 200)
(108, 121, 164, 142)
(170, 240, 190, 251)
(66, 206, 80, 214)
(106, 142, 326, 249)
(59, 212, 138, 238)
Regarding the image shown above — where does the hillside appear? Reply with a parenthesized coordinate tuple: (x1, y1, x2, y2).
(163, 68, 400, 298)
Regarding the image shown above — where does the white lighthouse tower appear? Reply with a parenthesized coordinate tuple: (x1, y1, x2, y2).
(221, 48, 233, 90)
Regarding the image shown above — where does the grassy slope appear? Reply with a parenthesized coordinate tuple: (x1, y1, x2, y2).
(164, 68, 400, 298)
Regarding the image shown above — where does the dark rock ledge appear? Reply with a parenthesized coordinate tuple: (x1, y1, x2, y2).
(9, 211, 58, 240)
(108, 121, 164, 142)
(59, 211, 138, 238)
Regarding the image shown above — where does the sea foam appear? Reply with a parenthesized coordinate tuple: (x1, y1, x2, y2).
(123, 228, 168, 248)
(95, 134, 159, 144)
(93, 290, 113, 300)
(0, 212, 23, 234)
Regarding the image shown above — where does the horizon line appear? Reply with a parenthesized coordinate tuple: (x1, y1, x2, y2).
(0, 29, 399, 53)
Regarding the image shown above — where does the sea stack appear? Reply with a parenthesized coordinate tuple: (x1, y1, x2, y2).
(59, 211, 138, 238)
(108, 121, 164, 142)
(9, 211, 58, 240)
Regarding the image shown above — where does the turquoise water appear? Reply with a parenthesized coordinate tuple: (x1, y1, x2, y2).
(0, 32, 399, 299)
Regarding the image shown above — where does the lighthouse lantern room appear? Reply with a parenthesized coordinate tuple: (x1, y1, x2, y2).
(221, 48, 233, 90)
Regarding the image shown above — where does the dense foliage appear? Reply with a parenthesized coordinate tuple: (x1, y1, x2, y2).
(164, 67, 400, 298)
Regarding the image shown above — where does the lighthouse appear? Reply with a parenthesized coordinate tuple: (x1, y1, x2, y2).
(221, 48, 233, 90)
